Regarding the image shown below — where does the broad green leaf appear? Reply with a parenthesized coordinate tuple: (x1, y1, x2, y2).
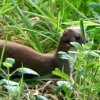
(58, 51, 74, 61)
(5, 58, 15, 65)
(3, 62, 12, 68)
(4, 85, 20, 92)
(52, 68, 68, 79)
(85, 51, 100, 57)
(0, 79, 18, 86)
(17, 67, 39, 76)
(70, 42, 82, 49)
(36, 95, 48, 100)
(57, 81, 73, 90)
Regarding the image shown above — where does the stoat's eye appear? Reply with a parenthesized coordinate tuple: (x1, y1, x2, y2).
(76, 35, 80, 40)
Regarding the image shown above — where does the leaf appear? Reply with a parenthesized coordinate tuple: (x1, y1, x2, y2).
(36, 95, 48, 100)
(70, 42, 82, 49)
(94, 50, 100, 54)
(56, 83, 68, 93)
(58, 51, 76, 68)
(82, 41, 94, 50)
(52, 68, 68, 79)
(58, 51, 74, 61)
(58, 51, 68, 60)
(16, 67, 39, 76)
(4, 85, 20, 92)
(0, 79, 18, 86)
(89, 2, 100, 19)
(3, 62, 12, 68)
(57, 81, 73, 90)
(3, 58, 15, 68)
(5, 58, 15, 65)
(85, 51, 100, 57)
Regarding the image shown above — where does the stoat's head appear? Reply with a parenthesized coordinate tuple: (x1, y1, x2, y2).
(57, 26, 88, 52)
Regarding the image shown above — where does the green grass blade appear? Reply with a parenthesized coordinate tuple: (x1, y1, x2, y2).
(64, 0, 88, 19)
(10, 0, 42, 52)
(80, 18, 85, 38)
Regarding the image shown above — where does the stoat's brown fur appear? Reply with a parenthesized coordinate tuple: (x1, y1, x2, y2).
(0, 27, 86, 76)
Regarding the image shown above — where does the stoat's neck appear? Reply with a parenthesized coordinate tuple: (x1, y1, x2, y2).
(56, 42, 70, 54)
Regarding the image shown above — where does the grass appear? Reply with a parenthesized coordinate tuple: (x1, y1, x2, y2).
(0, 0, 100, 99)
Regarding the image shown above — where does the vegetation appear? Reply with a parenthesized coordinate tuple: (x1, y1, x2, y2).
(0, 0, 100, 100)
